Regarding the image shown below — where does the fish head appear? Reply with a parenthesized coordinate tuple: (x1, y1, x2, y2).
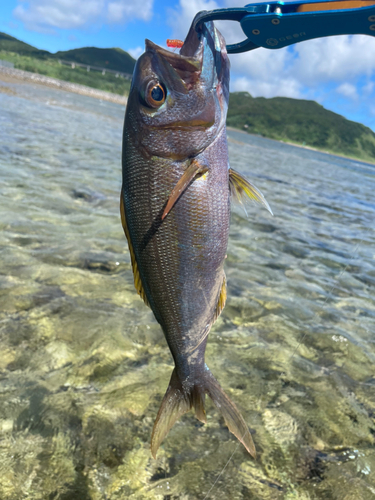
(125, 20, 230, 160)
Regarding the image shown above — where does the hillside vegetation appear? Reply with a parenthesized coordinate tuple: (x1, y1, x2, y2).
(0, 31, 50, 57)
(228, 92, 375, 163)
(0, 51, 131, 95)
(0, 32, 136, 74)
(55, 47, 135, 75)
(0, 32, 135, 95)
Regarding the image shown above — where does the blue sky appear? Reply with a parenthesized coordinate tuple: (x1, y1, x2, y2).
(1, 0, 375, 132)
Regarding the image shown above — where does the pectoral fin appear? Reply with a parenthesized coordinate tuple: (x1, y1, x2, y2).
(120, 190, 150, 307)
(162, 160, 208, 220)
(229, 168, 273, 215)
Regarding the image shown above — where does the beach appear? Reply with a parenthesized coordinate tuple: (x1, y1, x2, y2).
(0, 65, 128, 104)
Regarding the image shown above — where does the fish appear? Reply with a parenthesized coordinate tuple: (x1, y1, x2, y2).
(120, 14, 271, 459)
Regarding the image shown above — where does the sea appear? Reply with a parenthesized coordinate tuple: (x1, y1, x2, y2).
(0, 78, 374, 500)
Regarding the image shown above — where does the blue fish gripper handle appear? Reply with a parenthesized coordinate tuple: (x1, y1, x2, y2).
(193, 0, 375, 53)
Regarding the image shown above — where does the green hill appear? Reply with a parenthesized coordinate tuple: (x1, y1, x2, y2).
(0, 32, 136, 74)
(54, 47, 135, 74)
(0, 31, 135, 95)
(227, 92, 375, 163)
(0, 32, 50, 57)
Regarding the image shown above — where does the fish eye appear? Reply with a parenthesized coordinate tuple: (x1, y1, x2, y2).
(145, 82, 166, 108)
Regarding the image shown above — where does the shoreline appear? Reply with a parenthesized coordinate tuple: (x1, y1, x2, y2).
(0, 66, 127, 105)
(227, 126, 375, 167)
(1, 67, 374, 166)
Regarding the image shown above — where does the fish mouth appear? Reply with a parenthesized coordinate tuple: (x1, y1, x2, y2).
(145, 18, 228, 92)
(145, 39, 203, 91)
(145, 39, 201, 72)
(182, 19, 230, 98)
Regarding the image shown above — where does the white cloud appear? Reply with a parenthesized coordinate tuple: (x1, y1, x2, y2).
(14, 0, 103, 31)
(228, 45, 303, 99)
(167, 0, 220, 40)
(167, 0, 303, 99)
(292, 35, 375, 85)
(336, 82, 358, 100)
(231, 75, 302, 99)
(363, 81, 375, 96)
(230, 46, 291, 81)
(13, 0, 153, 32)
(167, 0, 375, 106)
(128, 46, 144, 60)
(107, 0, 152, 23)
(228, 35, 375, 100)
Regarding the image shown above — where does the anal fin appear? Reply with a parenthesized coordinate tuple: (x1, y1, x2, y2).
(188, 273, 227, 356)
(120, 190, 150, 307)
(187, 274, 227, 356)
(229, 168, 273, 215)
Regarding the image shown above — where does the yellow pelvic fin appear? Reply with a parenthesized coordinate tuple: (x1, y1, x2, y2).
(162, 160, 208, 220)
(120, 190, 150, 307)
(229, 168, 273, 215)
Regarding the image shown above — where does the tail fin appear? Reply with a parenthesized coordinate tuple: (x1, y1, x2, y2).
(151, 367, 256, 459)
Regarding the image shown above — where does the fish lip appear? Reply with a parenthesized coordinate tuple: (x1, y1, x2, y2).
(148, 118, 215, 131)
(148, 125, 211, 132)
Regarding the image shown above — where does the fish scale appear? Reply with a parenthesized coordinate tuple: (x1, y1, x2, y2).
(121, 15, 258, 458)
(123, 138, 228, 346)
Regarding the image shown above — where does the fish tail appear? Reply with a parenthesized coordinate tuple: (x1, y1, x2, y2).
(150, 368, 205, 458)
(150, 367, 256, 459)
(204, 367, 256, 458)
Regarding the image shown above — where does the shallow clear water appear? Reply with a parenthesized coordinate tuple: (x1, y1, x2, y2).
(0, 79, 374, 500)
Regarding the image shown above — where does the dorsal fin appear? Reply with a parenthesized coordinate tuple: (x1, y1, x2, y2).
(229, 168, 273, 215)
(120, 190, 150, 307)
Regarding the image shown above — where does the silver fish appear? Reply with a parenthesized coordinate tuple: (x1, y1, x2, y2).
(121, 16, 271, 458)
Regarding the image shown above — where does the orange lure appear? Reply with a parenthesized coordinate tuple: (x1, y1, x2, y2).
(166, 39, 184, 48)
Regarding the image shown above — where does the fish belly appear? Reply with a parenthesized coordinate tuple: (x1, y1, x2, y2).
(122, 127, 230, 363)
